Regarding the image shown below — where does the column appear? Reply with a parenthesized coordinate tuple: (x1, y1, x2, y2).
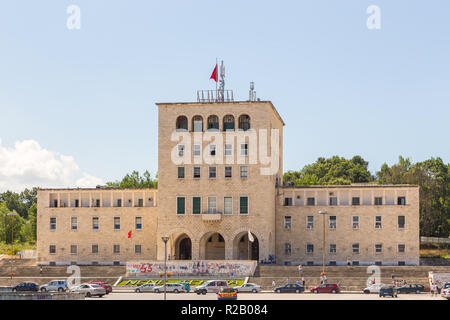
(121, 192, 124, 207)
(89, 192, 92, 207)
(303, 190, 306, 206)
(57, 193, 60, 208)
(191, 240, 200, 260)
(292, 190, 295, 206)
(337, 190, 341, 205)
(79, 193, 81, 208)
(132, 192, 135, 207)
(100, 193, 103, 207)
(371, 190, 374, 205)
(225, 239, 234, 260)
(153, 192, 157, 207)
(110, 192, 113, 208)
(68, 193, 71, 208)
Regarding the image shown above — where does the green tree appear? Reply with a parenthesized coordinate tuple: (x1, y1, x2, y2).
(283, 155, 374, 186)
(0, 203, 25, 244)
(106, 170, 158, 189)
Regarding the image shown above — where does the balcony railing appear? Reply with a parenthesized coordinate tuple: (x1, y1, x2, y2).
(202, 211, 222, 221)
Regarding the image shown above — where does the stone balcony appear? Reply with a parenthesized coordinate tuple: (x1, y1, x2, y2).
(202, 211, 222, 222)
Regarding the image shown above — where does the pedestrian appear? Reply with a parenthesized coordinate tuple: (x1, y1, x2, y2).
(272, 280, 276, 288)
(430, 283, 436, 296)
(320, 275, 323, 285)
(297, 279, 301, 286)
(302, 276, 305, 287)
(39, 266, 43, 276)
(323, 274, 327, 284)
(298, 264, 303, 276)
(287, 277, 290, 284)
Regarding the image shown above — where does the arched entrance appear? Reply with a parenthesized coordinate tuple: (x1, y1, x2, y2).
(233, 232, 259, 261)
(174, 233, 192, 260)
(199, 232, 225, 260)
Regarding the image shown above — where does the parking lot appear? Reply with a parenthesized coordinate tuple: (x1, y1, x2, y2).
(90, 292, 448, 300)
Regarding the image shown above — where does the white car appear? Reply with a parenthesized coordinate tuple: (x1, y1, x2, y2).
(153, 283, 186, 293)
(363, 283, 383, 294)
(70, 283, 106, 297)
(440, 282, 450, 299)
(233, 283, 261, 293)
(135, 283, 156, 293)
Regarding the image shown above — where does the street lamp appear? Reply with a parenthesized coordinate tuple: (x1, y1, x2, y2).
(161, 236, 169, 301)
(7, 212, 18, 286)
(319, 210, 327, 274)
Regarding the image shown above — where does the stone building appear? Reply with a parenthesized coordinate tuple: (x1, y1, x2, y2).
(36, 100, 420, 266)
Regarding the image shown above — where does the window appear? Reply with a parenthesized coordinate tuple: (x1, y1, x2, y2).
(398, 244, 406, 253)
(192, 115, 203, 132)
(223, 115, 235, 131)
(307, 261, 314, 266)
(114, 217, 120, 230)
(306, 244, 314, 254)
(306, 197, 315, 206)
(398, 216, 405, 229)
(177, 197, 185, 214)
(240, 166, 248, 178)
(224, 144, 232, 156)
(95, 199, 100, 207)
(209, 166, 216, 178)
(352, 261, 359, 266)
(329, 261, 337, 266)
(193, 144, 201, 157)
(209, 144, 216, 156)
(329, 197, 337, 206)
(284, 197, 293, 206)
(207, 197, 217, 213)
(284, 216, 292, 229)
(176, 115, 188, 131)
(398, 261, 406, 266)
(92, 244, 98, 254)
(178, 167, 185, 179)
(113, 244, 120, 254)
(74, 199, 79, 207)
(375, 216, 382, 229)
(330, 244, 337, 253)
(207, 115, 219, 130)
(135, 245, 142, 254)
(240, 143, 248, 156)
(224, 197, 233, 215)
(285, 243, 291, 255)
(375, 261, 382, 266)
(92, 217, 99, 230)
(49, 245, 56, 254)
(193, 167, 201, 178)
(71, 217, 77, 230)
(239, 196, 249, 214)
(70, 245, 77, 254)
(224, 166, 232, 178)
(137, 199, 143, 207)
(307, 216, 314, 229)
(117, 199, 122, 207)
(352, 216, 359, 229)
(352, 243, 360, 254)
(329, 216, 337, 229)
(135, 217, 142, 230)
(375, 244, 383, 254)
(50, 217, 56, 230)
(352, 197, 360, 205)
(192, 197, 201, 214)
(374, 197, 382, 205)
(238, 114, 250, 130)
(177, 144, 185, 157)
(397, 196, 406, 205)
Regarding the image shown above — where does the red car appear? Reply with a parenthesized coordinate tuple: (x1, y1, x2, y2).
(310, 283, 340, 294)
(89, 281, 112, 294)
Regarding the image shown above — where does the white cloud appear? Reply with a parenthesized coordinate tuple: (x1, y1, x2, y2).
(0, 138, 104, 192)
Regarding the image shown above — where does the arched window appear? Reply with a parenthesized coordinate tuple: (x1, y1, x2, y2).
(207, 115, 219, 131)
(192, 115, 203, 132)
(223, 115, 235, 131)
(176, 116, 188, 131)
(238, 115, 250, 131)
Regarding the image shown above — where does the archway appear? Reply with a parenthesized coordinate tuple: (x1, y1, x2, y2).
(233, 232, 259, 261)
(199, 232, 225, 260)
(174, 234, 192, 260)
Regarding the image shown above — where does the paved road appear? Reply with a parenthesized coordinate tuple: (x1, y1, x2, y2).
(90, 292, 448, 300)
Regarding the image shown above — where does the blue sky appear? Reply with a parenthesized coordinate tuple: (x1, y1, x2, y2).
(0, 1, 449, 190)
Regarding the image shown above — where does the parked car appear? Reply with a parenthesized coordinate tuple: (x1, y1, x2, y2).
(153, 283, 186, 293)
(311, 283, 340, 294)
(12, 282, 39, 292)
(363, 283, 383, 294)
(217, 287, 238, 300)
(89, 281, 112, 294)
(274, 284, 304, 293)
(70, 283, 106, 297)
(39, 280, 68, 292)
(194, 280, 228, 295)
(440, 282, 450, 299)
(396, 284, 424, 294)
(379, 284, 398, 298)
(234, 283, 261, 293)
(135, 283, 156, 293)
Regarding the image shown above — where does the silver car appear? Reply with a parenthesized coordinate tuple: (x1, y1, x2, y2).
(70, 283, 106, 297)
(135, 283, 156, 293)
(363, 283, 383, 294)
(153, 283, 186, 293)
(234, 283, 261, 293)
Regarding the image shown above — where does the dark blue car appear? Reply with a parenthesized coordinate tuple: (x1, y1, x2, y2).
(396, 284, 424, 294)
(274, 284, 304, 293)
(379, 285, 398, 298)
(12, 282, 39, 292)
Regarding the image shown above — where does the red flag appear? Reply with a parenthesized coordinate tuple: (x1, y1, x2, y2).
(128, 230, 132, 238)
(210, 64, 218, 82)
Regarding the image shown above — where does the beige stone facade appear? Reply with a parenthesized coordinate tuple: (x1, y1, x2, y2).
(36, 100, 420, 266)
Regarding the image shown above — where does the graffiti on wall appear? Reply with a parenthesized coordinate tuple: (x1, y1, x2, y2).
(126, 260, 257, 277)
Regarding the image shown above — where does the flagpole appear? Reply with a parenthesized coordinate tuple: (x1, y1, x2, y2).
(215, 57, 218, 101)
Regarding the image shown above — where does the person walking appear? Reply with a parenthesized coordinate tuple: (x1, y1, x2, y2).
(272, 280, 276, 289)
(39, 266, 43, 276)
(302, 276, 306, 287)
(298, 264, 303, 276)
